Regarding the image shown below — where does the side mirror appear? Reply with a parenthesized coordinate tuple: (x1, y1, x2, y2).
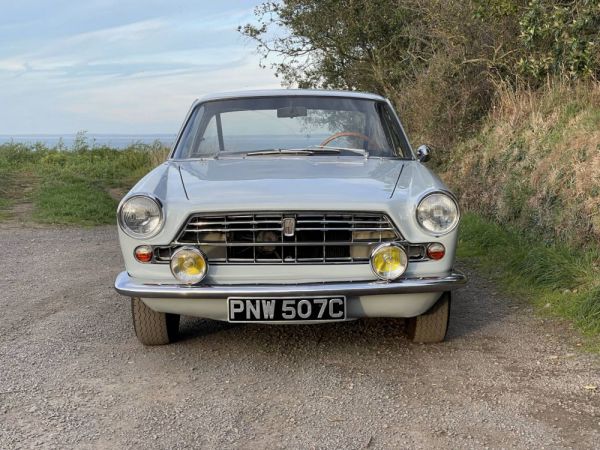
(416, 144, 431, 163)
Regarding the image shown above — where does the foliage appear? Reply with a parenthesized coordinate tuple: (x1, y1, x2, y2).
(240, 0, 429, 90)
(0, 140, 169, 225)
(518, 0, 600, 82)
(240, 0, 516, 147)
(444, 81, 600, 250)
(241, 0, 600, 148)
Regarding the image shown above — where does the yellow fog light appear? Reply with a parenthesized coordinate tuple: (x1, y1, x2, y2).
(370, 243, 408, 281)
(170, 247, 208, 284)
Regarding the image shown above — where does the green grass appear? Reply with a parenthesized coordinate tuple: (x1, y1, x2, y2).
(33, 176, 118, 225)
(0, 169, 12, 219)
(458, 212, 600, 349)
(0, 139, 169, 225)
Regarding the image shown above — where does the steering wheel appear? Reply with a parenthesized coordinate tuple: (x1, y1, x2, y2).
(320, 131, 372, 147)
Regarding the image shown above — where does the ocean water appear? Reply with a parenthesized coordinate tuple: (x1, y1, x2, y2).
(0, 134, 177, 149)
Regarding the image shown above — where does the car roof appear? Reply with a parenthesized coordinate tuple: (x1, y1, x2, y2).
(194, 89, 387, 105)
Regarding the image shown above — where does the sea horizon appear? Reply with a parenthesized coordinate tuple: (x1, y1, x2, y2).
(0, 133, 177, 149)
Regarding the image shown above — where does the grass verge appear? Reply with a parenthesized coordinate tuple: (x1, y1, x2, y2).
(443, 81, 600, 251)
(33, 176, 118, 225)
(0, 141, 169, 225)
(458, 212, 600, 350)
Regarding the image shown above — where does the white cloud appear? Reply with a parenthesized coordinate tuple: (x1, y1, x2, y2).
(0, 1, 281, 134)
(0, 18, 168, 73)
(0, 57, 279, 134)
(61, 58, 280, 132)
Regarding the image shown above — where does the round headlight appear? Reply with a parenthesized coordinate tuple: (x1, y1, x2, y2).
(416, 192, 459, 235)
(370, 243, 408, 281)
(170, 247, 208, 284)
(118, 195, 163, 238)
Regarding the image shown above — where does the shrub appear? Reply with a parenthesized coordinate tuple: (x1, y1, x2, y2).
(445, 81, 600, 250)
(518, 0, 600, 83)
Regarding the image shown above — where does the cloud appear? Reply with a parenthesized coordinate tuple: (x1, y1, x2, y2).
(0, 18, 168, 74)
(0, 1, 280, 134)
(62, 57, 280, 128)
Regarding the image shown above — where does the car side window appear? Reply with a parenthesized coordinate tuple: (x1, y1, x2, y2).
(176, 106, 203, 158)
(380, 104, 410, 157)
(194, 116, 220, 156)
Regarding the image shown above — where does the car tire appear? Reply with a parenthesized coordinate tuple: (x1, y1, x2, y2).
(406, 291, 451, 343)
(131, 297, 180, 345)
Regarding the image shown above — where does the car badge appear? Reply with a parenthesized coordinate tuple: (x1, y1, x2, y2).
(282, 217, 296, 237)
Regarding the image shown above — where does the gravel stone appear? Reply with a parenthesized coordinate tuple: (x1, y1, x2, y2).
(0, 225, 599, 448)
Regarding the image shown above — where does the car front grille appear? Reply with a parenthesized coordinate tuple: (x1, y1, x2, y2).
(153, 212, 425, 265)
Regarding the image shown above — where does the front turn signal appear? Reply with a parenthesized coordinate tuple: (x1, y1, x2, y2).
(426, 243, 446, 260)
(134, 245, 153, 263)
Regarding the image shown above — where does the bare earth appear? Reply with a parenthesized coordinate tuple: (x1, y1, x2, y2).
(0, 226, 599, 449)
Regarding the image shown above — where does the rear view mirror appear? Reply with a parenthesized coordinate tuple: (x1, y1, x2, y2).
(277, 106, 307, 118)
(416, 144, 431, 163)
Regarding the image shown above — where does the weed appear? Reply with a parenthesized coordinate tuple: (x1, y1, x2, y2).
(445, 81, 600, 250)
(458, 213, 600, 347)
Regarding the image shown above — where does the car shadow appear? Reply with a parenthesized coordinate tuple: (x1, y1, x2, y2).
(446, 264, 513, 340)
(178, 315, 408, 349)
(175, 264, 510, 347)
(177, 318, 241, 341)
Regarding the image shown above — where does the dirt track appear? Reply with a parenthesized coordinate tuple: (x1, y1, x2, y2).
(0, 225, 599, 449)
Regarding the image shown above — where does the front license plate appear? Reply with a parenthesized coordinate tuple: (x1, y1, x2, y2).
(228, 297, 346, 322)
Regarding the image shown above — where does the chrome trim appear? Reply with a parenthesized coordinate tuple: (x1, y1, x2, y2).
(170, 246, 208, 284)
(414, 190, 460, 237)
(174, 212, 403, 265)
(114, 271, 467, 299)
(369, 243, 408, 281)
(151, 243, 429, 265)
(117, 193, 165, 239)
(282, 217, 296, 237)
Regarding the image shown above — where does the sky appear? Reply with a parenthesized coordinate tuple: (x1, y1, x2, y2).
(0, 0, 281, 134)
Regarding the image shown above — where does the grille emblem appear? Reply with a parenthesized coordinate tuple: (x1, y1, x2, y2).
(282, 217, 296, 237)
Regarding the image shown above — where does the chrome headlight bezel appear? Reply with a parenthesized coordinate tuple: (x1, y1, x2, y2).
(415, 191, 460, 236)
(117, 194, 165, 239)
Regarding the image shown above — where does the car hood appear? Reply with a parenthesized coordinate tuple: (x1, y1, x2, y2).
(176, 157, 403, 208)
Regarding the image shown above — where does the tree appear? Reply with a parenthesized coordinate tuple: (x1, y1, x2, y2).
(240, 0, 598, 148)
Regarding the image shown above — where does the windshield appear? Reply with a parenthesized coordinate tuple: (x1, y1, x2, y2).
(173, 96, 411, 159)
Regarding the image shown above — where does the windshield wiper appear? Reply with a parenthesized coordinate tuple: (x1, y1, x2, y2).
(246, 146, 369, 157)
(308, 145, 369, 157)
(245, 148, 338, 157)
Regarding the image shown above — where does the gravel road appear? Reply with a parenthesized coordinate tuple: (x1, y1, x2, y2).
(1, 225, 599, 449)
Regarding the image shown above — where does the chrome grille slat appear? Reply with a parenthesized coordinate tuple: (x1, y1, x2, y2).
(166, 212, 412, 265)
(178, 227, 394, 234)
(295, 227, 395, 231)
(182, 227, 285, 232)
(172, 241, 398, 247)
(186, 221, 282, 227)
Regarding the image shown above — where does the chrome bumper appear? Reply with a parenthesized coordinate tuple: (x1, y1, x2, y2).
(114, 271, 467, 299)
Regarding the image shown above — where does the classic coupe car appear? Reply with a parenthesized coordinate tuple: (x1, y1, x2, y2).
(114, 90, 466, 345)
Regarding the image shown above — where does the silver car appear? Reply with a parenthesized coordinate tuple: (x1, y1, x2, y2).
(114, 90, 466, 345)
